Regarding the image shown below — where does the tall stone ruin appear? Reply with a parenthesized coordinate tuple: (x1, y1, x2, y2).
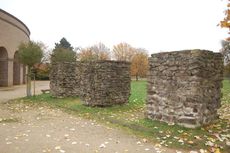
(50, 62, 80, 98)
(146, 50, 223, 128)
(78, 61, 131, 106)
(50, 61, 131, 106)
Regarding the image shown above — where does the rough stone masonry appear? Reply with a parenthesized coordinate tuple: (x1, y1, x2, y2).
(146, 50, 223, 128)
(50, 61, 131, 106)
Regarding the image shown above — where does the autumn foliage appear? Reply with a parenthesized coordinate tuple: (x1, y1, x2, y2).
(220, 0, 230, 40)
(112, 43, 149, 80)
(78, 42, 149, 79)
(78, 43, 110, 61)
(131, 49, 148, 80)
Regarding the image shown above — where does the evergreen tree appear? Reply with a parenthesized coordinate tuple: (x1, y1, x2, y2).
(54, 37, 74, 50)
(51, 37, 76, 63)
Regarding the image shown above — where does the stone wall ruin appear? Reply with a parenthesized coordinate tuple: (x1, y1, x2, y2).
(50, 61, 131, 106)
(146, 50, 223, 128)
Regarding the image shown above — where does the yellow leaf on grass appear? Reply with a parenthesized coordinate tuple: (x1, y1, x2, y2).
(214, 148, 221, 153)
(188, 141, 194, 144)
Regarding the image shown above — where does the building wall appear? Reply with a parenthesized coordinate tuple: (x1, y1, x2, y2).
(146, 50, 223, 128)
(0, 9, 30, 86)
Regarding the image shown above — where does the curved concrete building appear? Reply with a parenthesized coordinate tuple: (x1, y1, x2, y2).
(0, 9, 30, 87)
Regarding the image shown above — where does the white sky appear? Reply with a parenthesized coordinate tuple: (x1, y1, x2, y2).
(1, 0, 229, 54)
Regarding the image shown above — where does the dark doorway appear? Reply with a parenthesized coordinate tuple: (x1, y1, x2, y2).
(13, 51, 21, 85)
(0, 47, 8, 87)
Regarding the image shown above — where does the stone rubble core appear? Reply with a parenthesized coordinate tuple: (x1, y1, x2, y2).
(146, 50, 224, 128)
(50, 61, 131, 107)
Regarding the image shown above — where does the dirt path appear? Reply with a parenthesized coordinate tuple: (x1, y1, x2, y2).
(0, 82, 184, 153)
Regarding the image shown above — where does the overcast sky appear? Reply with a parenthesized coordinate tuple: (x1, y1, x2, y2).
(1, 0, 228, 54)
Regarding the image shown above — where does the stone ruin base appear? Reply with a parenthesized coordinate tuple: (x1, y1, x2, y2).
(146, 50, 223, 128)
(50, 61, 131, 107)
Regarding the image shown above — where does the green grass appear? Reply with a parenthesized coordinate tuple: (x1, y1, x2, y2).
(222, 79, 230, 104)
(19, 80, 230, 152)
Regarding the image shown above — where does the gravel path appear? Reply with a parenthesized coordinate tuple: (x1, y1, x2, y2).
(0, 82, 182, 153)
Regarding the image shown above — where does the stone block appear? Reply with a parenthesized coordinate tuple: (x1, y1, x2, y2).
(146, 50, 223, 128)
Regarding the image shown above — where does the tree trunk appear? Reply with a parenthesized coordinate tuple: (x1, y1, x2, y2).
(26, 66, 32, 96)
(136, 73, 139, 81)
(33, 73, 35, 96)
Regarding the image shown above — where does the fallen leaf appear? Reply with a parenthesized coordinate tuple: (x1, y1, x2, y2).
(108, 138, 112, 141)
(64, 134, 69, 138)
(136, 141, 141, 145)
(190, 151, 198, 153)
(188, 141, 194, 144)
(166, 135, 170, 138)
(154, 144, 161, 147)
(142, 138, 148, 143)
(71, 141, 77, 145)
(168, 122, 175, 126)
(226, 141, 230, 146)
(69, 128, 75, 131)
(173, 136, 179, 140)
(55, 146, 61, 150)
(213, 133, 223, 142)
(205, 141, 214, 147)
(85, 144, 90, 147)
(199, 149, 206, 153)
(99, 144, 106, 148)
(194, 136, 202, 140)
(214, 148, 221, 153)
(59, 149, 65, 153)
(178, 139, 184, 143)
(46, 134, 51, 138)
(207, 137, 216, 142)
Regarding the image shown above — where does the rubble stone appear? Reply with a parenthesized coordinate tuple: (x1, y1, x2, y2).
(50, 61, 131, 106)
(146, 50, 224, 128)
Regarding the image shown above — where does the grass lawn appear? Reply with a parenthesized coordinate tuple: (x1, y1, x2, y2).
(19, 80, 230, 152)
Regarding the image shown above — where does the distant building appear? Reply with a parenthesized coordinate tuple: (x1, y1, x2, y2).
(0, 9, 30, 87)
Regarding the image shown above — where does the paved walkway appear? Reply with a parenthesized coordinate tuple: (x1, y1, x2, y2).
(0, 81, 50, 103)
(0, 82, 182, 153)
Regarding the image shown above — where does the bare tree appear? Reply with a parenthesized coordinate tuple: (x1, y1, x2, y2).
(112, 42, 135, 61)
(220, 40, 230, 64)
